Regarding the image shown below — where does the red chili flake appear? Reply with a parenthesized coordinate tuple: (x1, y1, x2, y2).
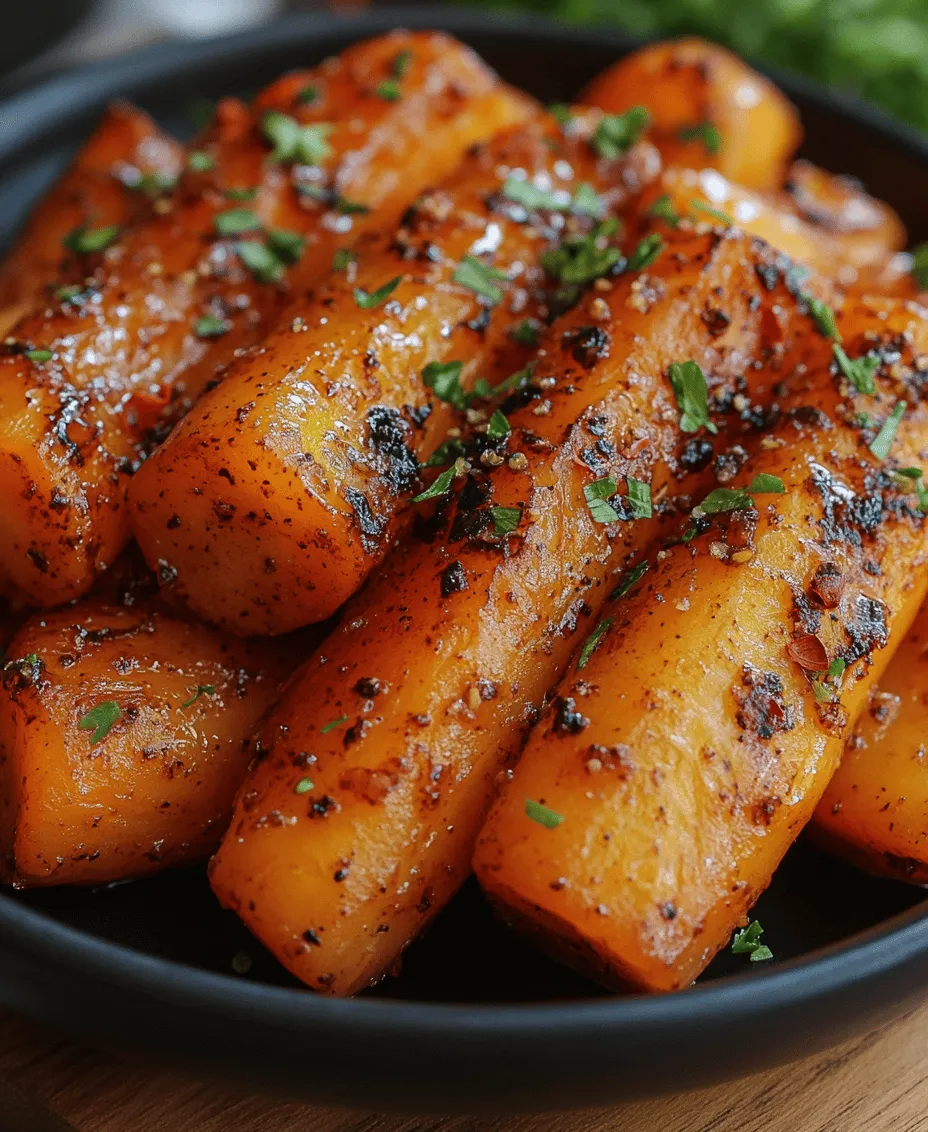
(786, 633, 829, 671)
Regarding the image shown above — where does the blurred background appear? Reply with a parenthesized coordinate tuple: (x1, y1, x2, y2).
(7, 0, 928, 132)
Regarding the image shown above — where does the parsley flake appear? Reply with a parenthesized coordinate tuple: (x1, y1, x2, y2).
(691, 199, 733, 226)
(732, 920, 773, 963)
(833, 344, 878, 395)
(261, 111, 333, 166)
(267, 228, 306, 264)
(869, 401, 906, 461)
(332, 248, 356, 272)
(187, 150, 215, 173)
(805, 295, 841, 341)
(610, 560, 649, 600)
(584, 476, 621, 523)
(648, 194, 680, 227)
(525, 799, 564, 829)
(413, 461, 461, 503)
(668, 360, 717, 434)
(626, 476, 652, 518)
(626, 233, 665, 273)
(577, 616, 614, 670)
(911, 243, 928, 290)
(236, 241, 284, 284)
(593, 107, 650, 159)
(320, 715, 348, 735)
(180, 684, 216, 708)
(194, 316, 229, 339)
(296, 85, 319, 105)
(679, 121, 723, 156)
(294, 776, 315, 794)
(695, 473, 784, 514)
(422, 360, 467, 409)
(511, 319, 540, 347)
(214, 208, 262, 237)
(63, 224, 120, 254)
(491, 505, 521, 535)
(487, 408, 511, 442)
(453, 256, 508, 303)
(375, 79, 402, 102)
(392, 49, 412, 78)
(78, 701, 122, 744)
(540, 221, 621, 288)
(25, 349, 53, 363)
(354, 276, 402, 309)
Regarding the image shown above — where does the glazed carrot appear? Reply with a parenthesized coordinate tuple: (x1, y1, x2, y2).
(474, 297, 928, 993)
(0, 600, 296, 887)
(208, 228, 816, 994)
(0, 102, 182, 331)
(582, 38, 801, 192)
(0, 32, 530, 607)
(812, 599, 928, 884)
(129, 108, 661, 635)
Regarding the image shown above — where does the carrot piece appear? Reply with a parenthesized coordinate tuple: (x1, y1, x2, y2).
(812, 599, 928, 884)
(0, 31, 531, 607)
(582, 38, 801, 192)
(474, 297, 928, 992)
(0, 102, 183, 332)
(208, 229, 816, 995)
(0, 599, 297, 887)
(128, 108, 663, 635)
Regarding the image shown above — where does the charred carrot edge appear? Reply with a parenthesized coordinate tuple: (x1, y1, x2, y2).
(0, 31, 531, 608)
(474, 296, 928, 992)
(811, 597, 928, 884)
(208, 228, 819, 995)
(129, 106, 662, 635)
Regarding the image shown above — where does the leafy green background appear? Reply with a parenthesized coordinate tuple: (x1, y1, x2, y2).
(473, 0, 928, 131)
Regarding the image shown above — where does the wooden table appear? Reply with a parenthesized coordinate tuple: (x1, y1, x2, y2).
(1, 1000, 926, 1132)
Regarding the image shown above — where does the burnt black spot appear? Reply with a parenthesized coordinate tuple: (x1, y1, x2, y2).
(552, 696, 589, 735)
(754, 262, 780, 292)
(440, 560, 468, 596)
(701, 307, 731, 337)
(354, 677, 382, 698)
(302, 929, 322, 946)
(565, 325, 610, 369)
(366, 405, 419, 494)
(344, 488, 383, 543)
(449, 506, 490, 543)
(734, 666, 795, 741)
(844, 594, 889, 664)
(680, 437, 714, 473)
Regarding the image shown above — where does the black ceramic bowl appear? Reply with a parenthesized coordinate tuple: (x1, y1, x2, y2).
(0, 6, 926, 1114)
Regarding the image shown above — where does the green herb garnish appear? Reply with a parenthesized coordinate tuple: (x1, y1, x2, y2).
(261, 111, 333, 166)
(525, 799, 564, 829)
(805, 295, 841, 341)
(911, 243, 928, 290)
(695, 473, 785, 514)
(78, 701, 122, 745)
(833, 344, 878, 395)
(295, 85, 319, 105)
(577, 616, 614, 670)
(25, 349, 53, 363)
(511, 319, 540, 347)
(626, 476, 652, 519)
(375, 79, 402, 102)
(668, 360, 717, 434)
(333, 248, 356, 272)
(422, 360, 467, 409)
(491, 505, 521, 535)
(267, 228, 306, 264)
(732, 920, 773, 962)
(63, 225, 120, 254)
(610, 560, 649, 600)
(294, 776, 314, 794)
(648, 194, 680, 227)
(691, 199, 733, 226)
(413, 463, 458, 503)
(214, 208, 262, 236)
(187, 150, 215, 173)
(392, 49, 412, 78)
(869, 401, 906, 461)
(626, 233, 665, 273)
(224, 186, 258, 201)
(236, 241, 285, 283)
(180, 684, 216, 709)
(679, 121, 723, 156)
(593, 106, 650, 159)
(194, 316, 228, 339)
(320, 716, 348, 734)
(487, 409, 511, 442)
(453, 256, 508, 303)
(584, 476, 621, 523)
(540, 221, 621, 287)
(354, 276, 402, 309)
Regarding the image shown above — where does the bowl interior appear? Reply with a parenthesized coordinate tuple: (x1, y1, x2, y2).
(1, 9, 926, 1008)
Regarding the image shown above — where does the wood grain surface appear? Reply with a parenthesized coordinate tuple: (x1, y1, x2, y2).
(0, 1000, 926, 1132)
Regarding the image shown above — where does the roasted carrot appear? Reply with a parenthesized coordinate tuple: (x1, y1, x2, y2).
(128, 106, 664, 634)
(812, 599, 928, 884)
(0, 600, 297, 887)
(582, 38, 801, 192)
(208, 228, 817, 994)
(474, 296, 928, 993)
(0, 102, 182, 332)
(0, 32, 530, 607)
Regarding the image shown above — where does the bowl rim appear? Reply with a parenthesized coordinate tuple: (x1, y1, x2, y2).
(0, 1, 926, 1049)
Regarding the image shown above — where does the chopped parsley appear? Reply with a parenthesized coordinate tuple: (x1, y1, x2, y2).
(375, 79, 402, 102)
(695, 473, 785, 514)
(180, 684, 216, 708)
(668, 360, 717, 434)
(548, 103, 574, 127)
(592, 106, 650, 159)
(225, 186, 258, 201)
(63, 224, 120, 254)
(187, 150, 215, 172)
(501, 176, 571, 213)
(812, 658, 847, 703)
(423, 438, 466, 467)
(911, 243, 928, 290)
(294, 776, 315, 794)
(266, 228, 306, 264)
(194, 316, 229, 339)
(869, 401, 906, 461)
(295, 85, 319, 105)
(236, 241, 285, 284)
(584, 476, 621, 523)
(453, 256, 508, 303)
(648, 194, 680, 227)
(261, 111, 333, 166)
(525, 798, 564, 829)
(577, 616, 614, 670)
(805, 295, 841, 341)
(572, 182, 604, 217)
(679, 121, 723, 156)
(893, 466, 928, 510)
(691, 199, 733, 226)
(25, 349, 53, 363)
(78, 701, 122, 744)
(129, 170, 178, 196)
(487, 408, 511, 442)
(491, 505, 521, 535)
(55, 284, 88, 304)
(354, 276, 402, 309)
(540, 220, 621, 288)
(320, 715, 349, 735)
(392, 49, 412, 78)
(833, 344, 878, 395)
(511, 319, 540, 347)
(214, 208, 262, 236)
(626, 476, 652, 519)
(333, 248, 356, 272)
(610, 559, 649, 600)
(732, 920, 773, 963)
(413, 463, 458, 503)
(626, 233, 665, 273)
(422, 360, 467, 409)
